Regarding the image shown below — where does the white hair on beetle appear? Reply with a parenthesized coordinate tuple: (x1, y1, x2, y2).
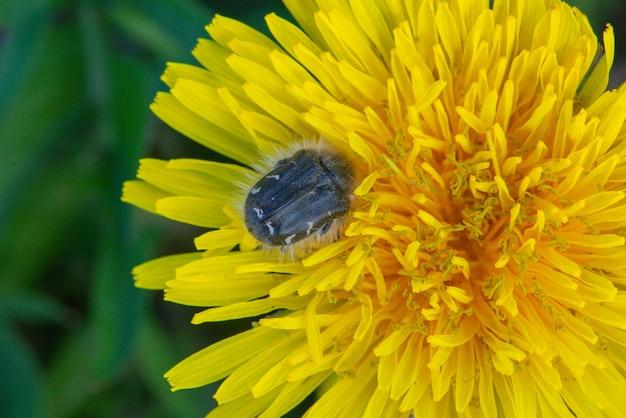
(232, 137, 357, 261)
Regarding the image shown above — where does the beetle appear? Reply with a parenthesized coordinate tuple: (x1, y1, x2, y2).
(244, 147, 353, 250)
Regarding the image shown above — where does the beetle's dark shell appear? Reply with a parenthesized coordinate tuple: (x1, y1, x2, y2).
(244, 149, 353, 247)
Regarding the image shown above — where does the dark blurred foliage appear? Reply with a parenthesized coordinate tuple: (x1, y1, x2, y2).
(0, 0, 622, 417)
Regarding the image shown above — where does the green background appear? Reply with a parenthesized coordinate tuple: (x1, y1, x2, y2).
(0, 0, 622, 416)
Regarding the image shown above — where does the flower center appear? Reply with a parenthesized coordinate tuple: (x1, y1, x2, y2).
(350, 135, 552, 326)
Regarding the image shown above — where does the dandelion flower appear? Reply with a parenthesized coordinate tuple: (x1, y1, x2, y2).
(123, 0, 626, 416)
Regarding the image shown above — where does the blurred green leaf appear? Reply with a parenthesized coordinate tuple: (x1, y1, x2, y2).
(0, 14, 94, 289)
(0, 143, 98, 288)
(0, 289, 66, 323)
(0, 321, 44, 418)
(107, 0, 213, 63)
(0, 0, 57, 115)
(45, 326, 106, 418)
(108, 3, 194, 60)
(0, 25, 86, 231)
(75, 0, 150, 383)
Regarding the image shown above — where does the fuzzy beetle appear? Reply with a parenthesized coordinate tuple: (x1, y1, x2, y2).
(244, 147, 353, 249)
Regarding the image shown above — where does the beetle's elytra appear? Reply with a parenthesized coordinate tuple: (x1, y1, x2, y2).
(244, 148, 353, 248)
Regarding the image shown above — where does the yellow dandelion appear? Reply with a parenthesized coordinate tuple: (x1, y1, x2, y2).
(123, 0, 626, 416)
